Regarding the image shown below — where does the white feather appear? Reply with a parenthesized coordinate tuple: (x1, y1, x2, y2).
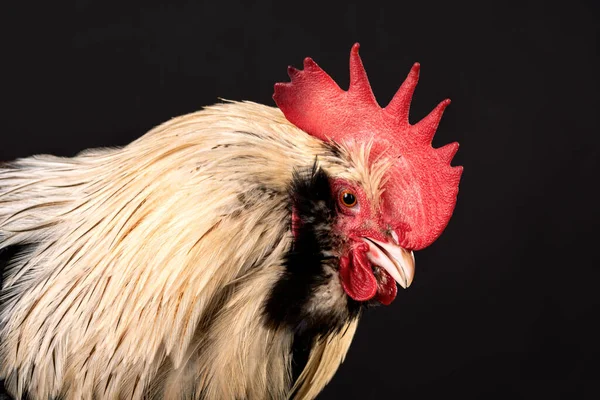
(0, 101, 386, 399)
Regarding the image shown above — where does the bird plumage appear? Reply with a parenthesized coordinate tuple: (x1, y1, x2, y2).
(0, 43, 463, 399)
(0, 101, 384, 399)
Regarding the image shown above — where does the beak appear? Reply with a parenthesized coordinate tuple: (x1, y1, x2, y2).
(362, 237, 415, 289)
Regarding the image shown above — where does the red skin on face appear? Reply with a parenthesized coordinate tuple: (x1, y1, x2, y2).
(290, 177, 399, 304)
(332, 179, 397, 305)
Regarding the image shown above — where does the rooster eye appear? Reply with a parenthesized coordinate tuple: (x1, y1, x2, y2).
(339, 190, 357, 208)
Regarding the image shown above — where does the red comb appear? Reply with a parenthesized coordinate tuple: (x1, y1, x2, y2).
(273, 43, 463, 250)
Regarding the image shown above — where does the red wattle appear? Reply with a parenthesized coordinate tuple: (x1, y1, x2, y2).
(339, 251, 378, 302)
(375, 268, 397, 305)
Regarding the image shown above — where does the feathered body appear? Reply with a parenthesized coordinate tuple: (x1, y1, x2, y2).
(0, 102, 379, 399)
(0, 44, 463, 400)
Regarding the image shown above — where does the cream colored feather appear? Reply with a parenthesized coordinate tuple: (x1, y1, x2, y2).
(0, 101, 386, 399)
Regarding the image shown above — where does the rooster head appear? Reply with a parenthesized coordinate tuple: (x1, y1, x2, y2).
(274, 44, 463, 305)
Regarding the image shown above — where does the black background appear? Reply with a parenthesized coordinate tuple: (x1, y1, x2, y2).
(1, 1, 598, 399)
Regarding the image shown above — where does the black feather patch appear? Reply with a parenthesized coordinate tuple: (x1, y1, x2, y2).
(263, 162, 361, 384)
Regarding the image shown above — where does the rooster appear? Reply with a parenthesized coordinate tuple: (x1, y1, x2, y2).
(0, 44, 462, 399)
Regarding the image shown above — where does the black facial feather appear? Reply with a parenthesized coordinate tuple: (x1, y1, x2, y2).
(262, 162, 362, 385)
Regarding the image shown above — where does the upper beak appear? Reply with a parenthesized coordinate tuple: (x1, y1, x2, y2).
(362, 237, 415, 289)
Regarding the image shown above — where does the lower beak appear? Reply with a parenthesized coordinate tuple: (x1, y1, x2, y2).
(362, 237, 415, 289)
